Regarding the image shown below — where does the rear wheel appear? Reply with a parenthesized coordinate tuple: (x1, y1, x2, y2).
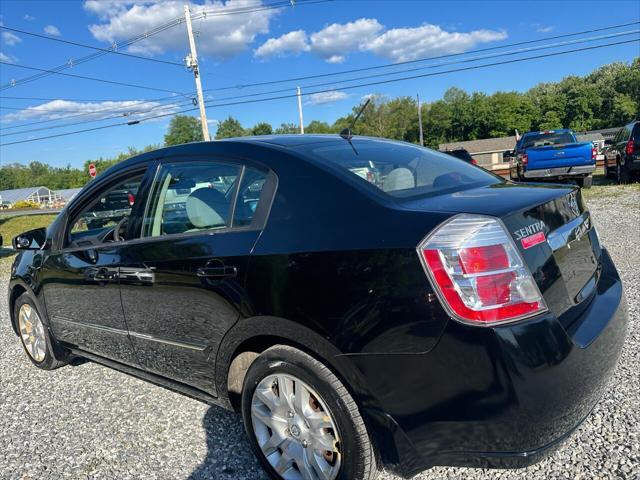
(616, 160, 631, 184)
(241, 345, 377, 480)
(577, 175, 593, 189)
(15, 293, 68, 370)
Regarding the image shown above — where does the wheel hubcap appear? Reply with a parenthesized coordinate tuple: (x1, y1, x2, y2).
(18, 304, 46, 362)
(251, 373, 341, 480)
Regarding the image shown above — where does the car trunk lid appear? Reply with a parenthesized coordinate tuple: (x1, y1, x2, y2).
(403, 183, 602, 322)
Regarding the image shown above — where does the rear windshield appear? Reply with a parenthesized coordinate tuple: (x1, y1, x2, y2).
(301, 139, 500, 198)
(520, 131, 575, 149)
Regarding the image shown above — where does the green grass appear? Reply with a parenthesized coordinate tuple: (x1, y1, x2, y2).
(581, 169, 640, 200)
(0, 214, 58, 247)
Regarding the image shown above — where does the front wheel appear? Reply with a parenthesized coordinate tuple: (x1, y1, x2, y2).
(241, 346, 377, 480)
(14, 293, 69, 369)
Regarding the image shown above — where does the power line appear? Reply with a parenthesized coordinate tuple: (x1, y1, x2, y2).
(2, 37, 637, 148)
(0, 25, 185, 67)
(204, 20, 640, 91)
(3, 29, 634, 132)
(0, 93, 194, 130)
(0, 16, 186, 90)
(0, 0, 333, 91)
(198, 30, 640, 104)
(0, 60, 186, 94)
(0, 101, 193, 137)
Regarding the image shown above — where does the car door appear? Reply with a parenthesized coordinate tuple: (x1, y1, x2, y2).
(118, 157, 275, 395)
(41, 164, 152, 365)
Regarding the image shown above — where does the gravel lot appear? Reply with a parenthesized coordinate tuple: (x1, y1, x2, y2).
(1, 188, 638, 480)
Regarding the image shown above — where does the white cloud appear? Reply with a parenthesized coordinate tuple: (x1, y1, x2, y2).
(307, 90, 348, 105)
(366, 24, 507, 62)
(44, 25, 61, 36)
(1, 99, 180, 123)
(86, 0, 278, 59)
(254, 30, 309, 59)
(310, 18, 383, 62)
(1, 31, 21, 46)
(256, 19, 506, 64)
(24, 14, 36, 21)
(0, 51, 17, 62)
(535, 25, 554, 33)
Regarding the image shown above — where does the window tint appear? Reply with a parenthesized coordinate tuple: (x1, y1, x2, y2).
(233, 167, 267, 227)
(143, 162, 240, 237)
(301, 140, 499, 198)
(68, 176, 142, 245)
(632, 123, 639, 140)
(520, 131, 575, 149)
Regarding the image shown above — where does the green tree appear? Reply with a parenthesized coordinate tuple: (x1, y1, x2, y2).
(251, 122, 273, 136)
(305, 120, 333, 133)
(611, 93, 636, 125)
(274, 123, 299, 134)
(538, 110, 564, 130)
(164, 115, 204, 146)
(215, 116, 246, 139)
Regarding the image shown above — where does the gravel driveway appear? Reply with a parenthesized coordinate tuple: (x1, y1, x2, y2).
(1, 188, 638, 480)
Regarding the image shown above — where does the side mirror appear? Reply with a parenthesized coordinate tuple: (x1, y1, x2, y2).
(604, 139, 613, 145)
(13, 227, 48, 250)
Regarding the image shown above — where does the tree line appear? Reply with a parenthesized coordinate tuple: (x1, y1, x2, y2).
(1, 58, 637, 191)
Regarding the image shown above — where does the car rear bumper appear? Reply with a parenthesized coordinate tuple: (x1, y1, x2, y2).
(523, 164, 595, 178)
(351, 248, 628, 478)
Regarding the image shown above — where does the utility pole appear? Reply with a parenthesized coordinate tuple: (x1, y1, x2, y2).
(297, 86, 304, 134)
(417, 93, 424, 146)
(184, 4, 210, 141)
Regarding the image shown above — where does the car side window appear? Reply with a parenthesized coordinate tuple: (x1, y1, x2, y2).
(67, 176, 143, 246)
(143, 162, 241, 237)
(233, 167, 268, 227)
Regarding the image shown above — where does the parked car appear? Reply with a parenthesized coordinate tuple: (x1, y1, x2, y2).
(604, 120, 639, 184)
(9, 136, 627, 480)
(444, 147, 478, 164)
(509, 129, 596, 187)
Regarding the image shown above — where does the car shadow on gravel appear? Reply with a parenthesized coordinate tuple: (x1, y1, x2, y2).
(189, 407, 267, 480)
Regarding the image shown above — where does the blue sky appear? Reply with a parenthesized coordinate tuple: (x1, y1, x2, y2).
(0, 0, 638, 168)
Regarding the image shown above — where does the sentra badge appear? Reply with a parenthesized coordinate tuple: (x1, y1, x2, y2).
(514, 220, 547, 249)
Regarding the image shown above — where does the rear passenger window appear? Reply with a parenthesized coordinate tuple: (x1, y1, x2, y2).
(233, 168, 267, 227)
(143, 162, 240, 237)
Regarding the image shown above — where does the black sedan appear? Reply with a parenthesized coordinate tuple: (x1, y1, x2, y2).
(8, 136, 627, 480)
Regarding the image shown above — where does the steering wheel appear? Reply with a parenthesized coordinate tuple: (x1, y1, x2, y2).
(113, 216, 129, 242)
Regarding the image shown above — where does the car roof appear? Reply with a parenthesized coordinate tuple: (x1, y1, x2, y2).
(101, 135, 404, 174)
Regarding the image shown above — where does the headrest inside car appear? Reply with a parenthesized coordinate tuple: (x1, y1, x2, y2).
(185, 188, 228, 229)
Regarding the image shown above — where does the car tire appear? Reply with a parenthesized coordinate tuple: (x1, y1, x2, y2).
(14, 293, 69, 370)
(617, 160, 631, 185)
(241, 345, 377, 480)
(577, 175, 593, 189)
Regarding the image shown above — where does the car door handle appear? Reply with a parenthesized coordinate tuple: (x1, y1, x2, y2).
(197, 266, 237, 278)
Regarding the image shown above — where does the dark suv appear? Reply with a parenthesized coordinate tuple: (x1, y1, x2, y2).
(604, 120, 639, 183)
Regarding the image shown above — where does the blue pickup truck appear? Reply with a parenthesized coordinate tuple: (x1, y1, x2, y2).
(509, 129, 596, 188)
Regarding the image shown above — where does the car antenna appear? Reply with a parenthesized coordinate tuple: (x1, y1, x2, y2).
(339, 98, 371, 155)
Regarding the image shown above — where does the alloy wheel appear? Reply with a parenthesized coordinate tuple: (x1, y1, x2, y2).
(18, 304, 47, 362)
(251, 373, 341, 480)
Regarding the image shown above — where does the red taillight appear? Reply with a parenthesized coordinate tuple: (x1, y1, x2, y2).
(521, 153, 528, 166)
(418, 215, 547, 326)
(127, 192, 135, 206)
(591, 147, 597, 160)
(626, 139, 634, 156)
(471, 158, 478, 165)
